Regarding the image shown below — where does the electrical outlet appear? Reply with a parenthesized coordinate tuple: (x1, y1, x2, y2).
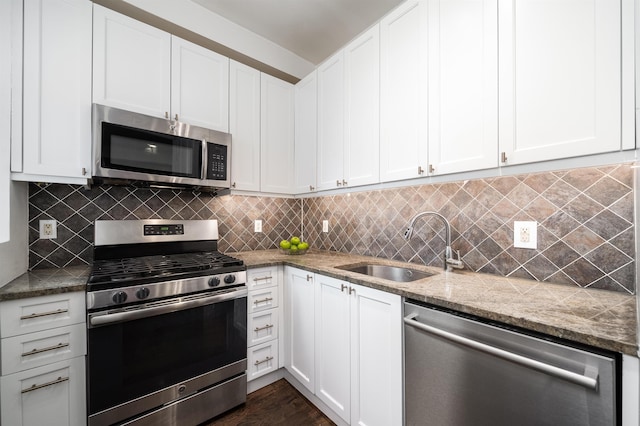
(254, 220, 262, 233)
(322, 220, 329, 233)
(514, 221, 537, 249)
(39, 219, 57, 239)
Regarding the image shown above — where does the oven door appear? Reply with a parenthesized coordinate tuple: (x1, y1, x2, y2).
(87, 288, 247, 425)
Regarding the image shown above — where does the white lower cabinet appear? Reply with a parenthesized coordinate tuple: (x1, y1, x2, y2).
(247, 266, 283, 382)
(285, 268, 402, 426)
(0, 292, 86, 426)
(1, 357, 85, 426)
(284, 266, 316, 393)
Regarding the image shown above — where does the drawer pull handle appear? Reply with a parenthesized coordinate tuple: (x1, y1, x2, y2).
(21, 342, 69, 357)
(254, 324, 274, 332)
(253, 276, 273, 282)
(253, 297, 273, 305)
(21, 376, 69, 393)
(20, 308, 68, 320)
(254, 356, 274, 366)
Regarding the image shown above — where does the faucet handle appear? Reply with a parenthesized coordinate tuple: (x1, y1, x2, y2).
(446, 250, 464, 270)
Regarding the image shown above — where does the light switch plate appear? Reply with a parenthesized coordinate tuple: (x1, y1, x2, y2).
(254, 220, 262, 233)
(322, 220, 329, 233)
(514, 221, 537, 249)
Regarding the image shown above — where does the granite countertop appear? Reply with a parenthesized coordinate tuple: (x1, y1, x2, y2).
(1, 249, 636, 356)
(0, 266, 90, 301)
(233, 249, 639, 356)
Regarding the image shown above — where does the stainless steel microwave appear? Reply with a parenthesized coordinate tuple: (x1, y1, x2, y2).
(92, 104, 231, 192)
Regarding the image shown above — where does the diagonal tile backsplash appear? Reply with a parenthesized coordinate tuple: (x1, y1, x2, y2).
(28, 163, 635, 294)
(303, 164, 635, 294)
(28, 184, 302, 270)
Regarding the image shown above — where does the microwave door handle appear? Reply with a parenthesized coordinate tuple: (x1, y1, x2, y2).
(201, 139, 207, 180)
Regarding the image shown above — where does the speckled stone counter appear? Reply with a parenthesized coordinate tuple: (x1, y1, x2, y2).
(0, 266, 89, 301)
(233, 249, 639, 356)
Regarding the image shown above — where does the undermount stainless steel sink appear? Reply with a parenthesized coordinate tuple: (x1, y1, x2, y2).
(335, 263, 435, 282)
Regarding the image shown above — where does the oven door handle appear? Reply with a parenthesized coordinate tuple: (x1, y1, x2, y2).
(89, 287, 248, 327)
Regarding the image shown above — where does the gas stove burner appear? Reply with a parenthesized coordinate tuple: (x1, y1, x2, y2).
(87, 220, 246, 310)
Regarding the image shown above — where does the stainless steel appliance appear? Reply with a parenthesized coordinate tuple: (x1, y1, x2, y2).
(92, 104, 231, 193)
(86, 219, 247, 426)
(404, 300, 619, 426)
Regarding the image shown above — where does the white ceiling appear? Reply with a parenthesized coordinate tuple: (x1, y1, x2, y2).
(191, 0, 405, 65)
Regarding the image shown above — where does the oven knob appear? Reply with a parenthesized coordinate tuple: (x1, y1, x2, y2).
(136, 287, 150, 299)
(208, 277, 221, 287)
(112, 291, 128, 304)
(224, 274, 236, 284)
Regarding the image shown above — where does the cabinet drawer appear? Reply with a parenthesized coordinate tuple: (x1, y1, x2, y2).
(247, 340, 278, 382)
(2, 323, 86, 375)
(0, 292, 85, 338)
(248, 308, 279, 347)
(0, 356, 86, 426)
(247, 266, 279, 291)
(248, 287, 279, 313)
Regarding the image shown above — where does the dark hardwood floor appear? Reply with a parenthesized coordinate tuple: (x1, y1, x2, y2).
(205, 379, 335, 425)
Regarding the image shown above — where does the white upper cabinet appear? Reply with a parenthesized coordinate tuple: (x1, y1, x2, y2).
(94, 5, 230, 131)
(171, 37, 229, 132)
(260, 74, 295, 194)
(16, 0, 92, 182)
(380, 0, 429, 182)
(294, 71, 318, 194)
(427, 0, 498, 175)
(316, 25, 381, 191)
(316, 51, 345, 191)
(498, 0, 622, 165)
(344, 25, 380, 187)
(93, 4, 171, 118)
(229, 60, 261, 191)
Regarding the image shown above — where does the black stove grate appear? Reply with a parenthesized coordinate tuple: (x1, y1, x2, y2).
(88, 251, 244, 285)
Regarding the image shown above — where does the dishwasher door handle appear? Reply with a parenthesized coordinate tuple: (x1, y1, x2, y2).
(403, 313, 599, 390)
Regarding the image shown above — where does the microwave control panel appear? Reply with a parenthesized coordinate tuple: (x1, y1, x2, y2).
(206, 143, 227, 180)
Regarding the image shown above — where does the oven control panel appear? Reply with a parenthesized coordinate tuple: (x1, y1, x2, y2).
(143, 224, 184, 236)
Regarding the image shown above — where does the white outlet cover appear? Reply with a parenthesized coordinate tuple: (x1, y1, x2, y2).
(514, 221, 537, 249)
(39, 219, 57, 239)
(254, 220, 262, 233)
(322, 220, 329, 233)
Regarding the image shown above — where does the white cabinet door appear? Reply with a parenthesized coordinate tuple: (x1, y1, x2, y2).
(20, 0, 91, 181)
(260, 73, 294, 194)
(380, 0, 428, 182)
(294, 71, 318, 194)
(284, 266, 315, 393)
(171, 37, 229, 132)
(0, 357, 85, 426)
(344, 25, 380, 188)
(229, 60, 261, 191)
(498, 0, 621, 165)
(317, 51, 345, 191)
(314, 274, 351, 423)
(350, 284, 402, 426)
(93, 4, 171, 118)
(427, 0, 498, 175)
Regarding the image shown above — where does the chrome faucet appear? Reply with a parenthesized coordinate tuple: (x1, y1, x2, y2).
(403, 211, 464, 271)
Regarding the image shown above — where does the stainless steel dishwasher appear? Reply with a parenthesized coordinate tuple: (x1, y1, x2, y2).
(404, 300, 619, 426)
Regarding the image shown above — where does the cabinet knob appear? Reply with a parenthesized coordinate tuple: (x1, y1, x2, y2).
(340, 284, 348, 292)
(501, 152, 508, 163)
(306, 275, 313, 281)
(429, 164, 435, 174)
(309, 185, 315, 191)
(348, 287, 356, 295)
(82, 167, 87, 176)
(174, 113, 179, 121)
(165, 111, 169, 119)
(232, 182, 236, 188)
(342, 179, 347, 186)
(336, 180, 342, 187)
(418, 166, 424, 175)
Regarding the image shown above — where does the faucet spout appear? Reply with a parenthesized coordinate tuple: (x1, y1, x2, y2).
(403, 211, 463, 271)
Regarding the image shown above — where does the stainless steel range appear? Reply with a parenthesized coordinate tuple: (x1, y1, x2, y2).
(86, 219, 247, 426)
